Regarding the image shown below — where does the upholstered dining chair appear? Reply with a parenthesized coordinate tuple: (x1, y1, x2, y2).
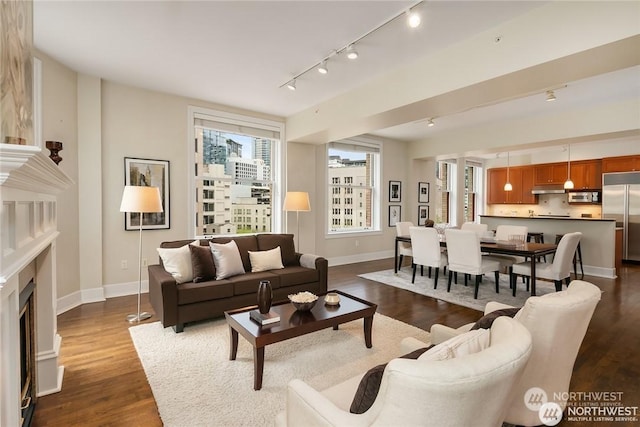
(275, 317, 532, 427)
(395, 221, 414, 271)
(460, 221, 489, 236)
(484, 224, 528, 274)
(409, 226, 447, 287)
(421, 280, 601, 427)
(510, 232, 582, 296)
(444, 229, 501, 299)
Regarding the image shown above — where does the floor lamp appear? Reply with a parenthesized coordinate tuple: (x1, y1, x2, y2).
(120, 185, 163, 323)
(283, 191, 311, 250)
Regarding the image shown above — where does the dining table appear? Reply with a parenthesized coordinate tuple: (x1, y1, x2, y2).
(395, 235, 558, 296)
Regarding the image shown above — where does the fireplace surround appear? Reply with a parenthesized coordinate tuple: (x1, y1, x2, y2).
(1, 144, 73, 426)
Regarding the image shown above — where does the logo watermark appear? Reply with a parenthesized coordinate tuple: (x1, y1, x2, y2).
(524, 387, 639, 424)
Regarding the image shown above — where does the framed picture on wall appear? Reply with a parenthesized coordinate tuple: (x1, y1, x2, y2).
(124, 157, 170, 230)
(389, 205, 401, 227)
(418, 182, 430, 203)
(389, 180, 402, 202)
(418, 205, 429, 226)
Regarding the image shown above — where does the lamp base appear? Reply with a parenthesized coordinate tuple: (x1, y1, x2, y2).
(126, 312, 152, 323)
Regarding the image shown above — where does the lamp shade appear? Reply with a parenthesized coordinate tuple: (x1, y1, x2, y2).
(283, 192, 310, 212)
(120, 186, 163, 213)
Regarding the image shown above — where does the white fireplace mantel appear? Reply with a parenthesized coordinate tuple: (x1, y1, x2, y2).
(1, 143, 73, 426)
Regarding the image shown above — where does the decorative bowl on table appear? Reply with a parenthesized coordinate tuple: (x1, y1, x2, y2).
(288, 291, 318, 311)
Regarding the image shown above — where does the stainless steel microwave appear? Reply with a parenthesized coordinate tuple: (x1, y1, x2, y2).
(568, 191, 600, 203)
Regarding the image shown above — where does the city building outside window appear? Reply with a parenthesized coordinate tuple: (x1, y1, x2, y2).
(188, 107, 283, 237)
(327, 139, 381, 234)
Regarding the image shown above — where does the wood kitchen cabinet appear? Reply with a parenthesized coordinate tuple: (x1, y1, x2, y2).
(534, 162, 569, 185)
(487, 166, 538, 204)
(602, 155, 640, 173)
(570, 159, 602, 189)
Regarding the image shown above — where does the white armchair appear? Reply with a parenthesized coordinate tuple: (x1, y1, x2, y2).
(425, 280, 601, 426)
(275, 317, 532, 427)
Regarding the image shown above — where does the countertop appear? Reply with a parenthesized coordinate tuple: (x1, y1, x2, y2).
(480, 215, 615, 222)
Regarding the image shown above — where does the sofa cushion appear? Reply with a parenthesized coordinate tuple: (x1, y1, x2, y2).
(350, 346, 434, 414)
(210, 235, 258, 272)
(157, 241, 198, 284)
(210, 240, 245, 280)
(267, 266, 319, 287)
(226, 272, 280, 296)
(249, 247, 284, 272)
(256, 234, 297, 266)
(470, 307, 520, 330)
(177, 279, 234, 305)
(189, 244, 217, 283)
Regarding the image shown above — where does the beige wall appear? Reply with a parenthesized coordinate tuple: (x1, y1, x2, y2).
(38, 50, 80, 299)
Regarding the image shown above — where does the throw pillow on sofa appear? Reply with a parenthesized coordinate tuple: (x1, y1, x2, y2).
(350, 328, 491, 414)
(189, 244, 217, 283)
(248, 247, 284, 272)
(210, 240, 245, 280)
(157, 241, 198, 284)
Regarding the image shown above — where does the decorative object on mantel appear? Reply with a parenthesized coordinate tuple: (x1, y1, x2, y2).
(45, 141, 63, 164)
(4, 136, 26, 145)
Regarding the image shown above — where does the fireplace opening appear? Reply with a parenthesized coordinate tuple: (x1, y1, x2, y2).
(19, 279, 36, 427)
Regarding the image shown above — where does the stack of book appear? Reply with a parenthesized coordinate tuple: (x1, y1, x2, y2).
(250, 309, 280, 325)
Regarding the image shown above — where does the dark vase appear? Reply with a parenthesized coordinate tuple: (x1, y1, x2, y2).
(257, 280, 272, 314)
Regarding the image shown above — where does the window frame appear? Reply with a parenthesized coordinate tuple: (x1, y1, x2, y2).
(187, 106, 285, 238)
(325, 137, 382, 238)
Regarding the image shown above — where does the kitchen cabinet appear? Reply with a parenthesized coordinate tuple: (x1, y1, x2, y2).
(487, 168, 509, 204)
(487, 166, 538, 204)
(602, 155, 640, 173)
(570, 159, 602, 190)
(534, 162, 569, 185)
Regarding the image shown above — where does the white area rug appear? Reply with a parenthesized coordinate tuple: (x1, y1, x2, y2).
(359, 269, 558, 311)
(129, 314, 430, 427)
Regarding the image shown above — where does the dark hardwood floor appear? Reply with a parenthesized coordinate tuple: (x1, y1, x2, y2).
(32, 259, 640, 427)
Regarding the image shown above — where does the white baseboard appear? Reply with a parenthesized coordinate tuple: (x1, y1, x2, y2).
(328, 250, 394, 267)
(583, 265, 616, 279)
(57, 281, 148, 314)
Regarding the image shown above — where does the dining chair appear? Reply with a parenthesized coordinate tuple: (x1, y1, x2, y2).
(460, 222, 489, 236)
(395, 221, 414, 271)
(409, 227, 448, 288)
(444, 229, 501, 299)
(510, 232, 582, 296)
(484, 225, 528, 274)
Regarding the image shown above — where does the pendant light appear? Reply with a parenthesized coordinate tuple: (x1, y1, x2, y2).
(564, 144, 574, 189)
(504, 152, 513, 191)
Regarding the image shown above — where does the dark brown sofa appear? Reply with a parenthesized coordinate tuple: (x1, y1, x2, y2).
(148, 233, 328, 332)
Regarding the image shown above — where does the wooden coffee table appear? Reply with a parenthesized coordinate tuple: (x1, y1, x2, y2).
(224, 290, 377, 390)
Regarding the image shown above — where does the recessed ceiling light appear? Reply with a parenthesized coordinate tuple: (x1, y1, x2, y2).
(546, 90, 556, 102)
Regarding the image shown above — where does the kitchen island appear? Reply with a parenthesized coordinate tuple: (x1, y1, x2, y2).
(480, 215, 617, 278)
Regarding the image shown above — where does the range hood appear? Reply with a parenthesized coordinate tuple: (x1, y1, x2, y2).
(531, 185, 566, 195)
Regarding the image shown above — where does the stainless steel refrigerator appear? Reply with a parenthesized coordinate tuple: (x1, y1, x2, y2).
(602, 172, 640, 261)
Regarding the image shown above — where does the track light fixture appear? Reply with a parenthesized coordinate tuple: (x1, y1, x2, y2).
(346, 44, 359, 60)
(286, 80, 296, 91)
(427, 118, 435, 127)
(546, 90, 556, 102)
(318, 60, 328, 74)
(279, 1, 424, 90)
(406, 9, 421, 28)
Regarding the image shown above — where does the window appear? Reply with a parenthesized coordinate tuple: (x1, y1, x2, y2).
(464, 162, 482, 223)
(327, 139, 381, 234)
(188, 107, 283, 237)
(435, 161, 453, 224)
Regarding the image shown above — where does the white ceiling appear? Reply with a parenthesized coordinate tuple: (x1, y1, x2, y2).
(33, 1, 639, 148)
